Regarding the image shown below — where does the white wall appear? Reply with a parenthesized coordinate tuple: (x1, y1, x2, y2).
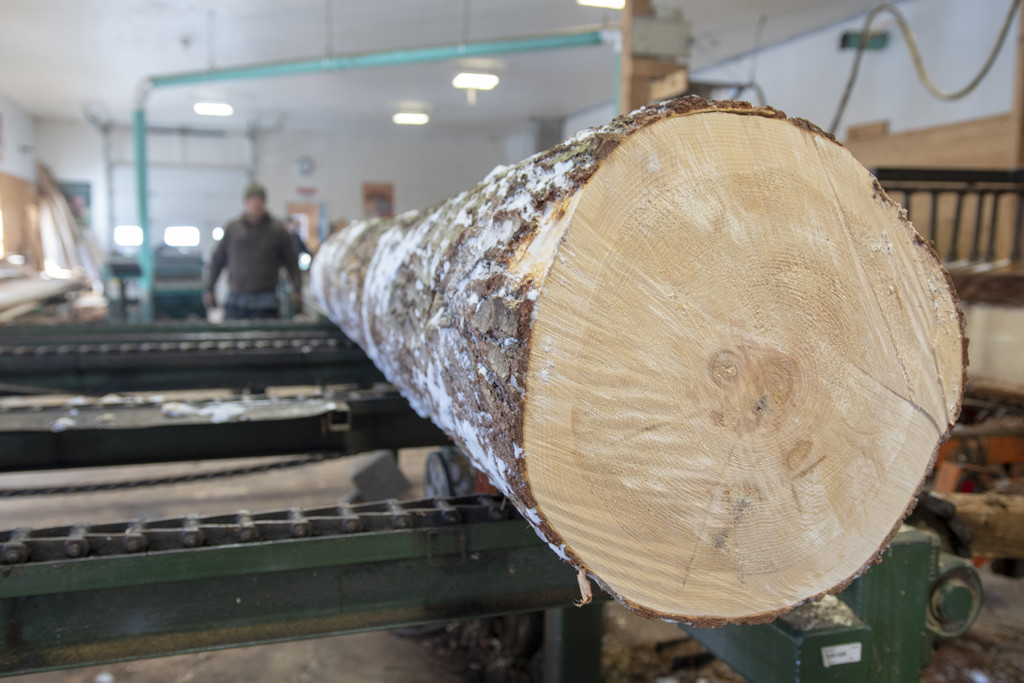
(111, 165, 249, 256)
(108, 128, 250, 168)
(563, 101, 616, 139)
(964, 304, 1024, 385)
(33, 119, 508, 252)
(502, 127, 538, 167)
(34, 119, 109, 249)
(693, 0, 1018, 139)
(110, 127, 250, 256)
(35, 122, 252, 254)
(0, 91, 36, 181)
(257, 129, 505, 225)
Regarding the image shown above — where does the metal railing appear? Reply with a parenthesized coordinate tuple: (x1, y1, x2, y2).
(873, 167, 1024, 267)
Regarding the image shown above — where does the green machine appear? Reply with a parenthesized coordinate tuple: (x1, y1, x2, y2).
(152, 251, 206, 319)
(106, 252, 208, 321)
(682, 526, 981, 682)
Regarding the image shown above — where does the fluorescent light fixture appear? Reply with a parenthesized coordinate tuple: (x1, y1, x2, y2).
(114, 224, 144, 247)
(577, 0, 625, 8)
(452, 73, 500, 90)
(393, 112, 429, 125)
(164, 225, 201, 248)
(212, 226, 224, 241)
(193, 102, 234, 117)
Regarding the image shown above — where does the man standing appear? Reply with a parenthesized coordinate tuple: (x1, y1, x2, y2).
(204, 183, 302, 320)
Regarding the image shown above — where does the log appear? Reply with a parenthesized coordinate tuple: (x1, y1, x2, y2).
(938, 492, 1024, 559)
(311, 97, 966, 625)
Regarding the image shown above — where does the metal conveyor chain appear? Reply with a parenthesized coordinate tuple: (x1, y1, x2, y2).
(0, 494, 512, 565)
(0, 321, 385, 395)
(0, 333, 350, 359)
(0, 452, 347, 498)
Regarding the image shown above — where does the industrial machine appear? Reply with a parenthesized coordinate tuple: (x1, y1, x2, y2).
(0, 318, 986, 681)
(106, 251, 208, 321)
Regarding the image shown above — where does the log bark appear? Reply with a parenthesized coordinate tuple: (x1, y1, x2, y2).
(311, 97, 966, 625)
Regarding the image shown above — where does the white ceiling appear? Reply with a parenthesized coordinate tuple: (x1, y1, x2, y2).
(0, 0, 880, 136)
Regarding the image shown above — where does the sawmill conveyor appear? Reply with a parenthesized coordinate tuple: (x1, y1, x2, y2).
(0, 320, 384, 395)
(0, 319, 984, 682)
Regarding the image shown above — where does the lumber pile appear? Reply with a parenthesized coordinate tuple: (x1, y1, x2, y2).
(35, 164, 104, 284)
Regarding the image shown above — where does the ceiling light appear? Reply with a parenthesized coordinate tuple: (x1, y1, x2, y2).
(164, 225, 201, 248)
(114, 225, 144, 247)
(577, 0, 625, 8)
(452, 73, 499, 90)
(393, 112, 429, 125)
(193, 102, 234, 117)
(212, 226, 224, 241)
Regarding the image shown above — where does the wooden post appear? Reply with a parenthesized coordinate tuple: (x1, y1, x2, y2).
(619, 0, 682, 114)
(1010, 6, 1024, 167)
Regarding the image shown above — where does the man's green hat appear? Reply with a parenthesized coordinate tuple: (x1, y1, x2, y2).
(244, 182, 267, 200)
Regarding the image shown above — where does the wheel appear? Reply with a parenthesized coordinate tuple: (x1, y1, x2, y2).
(424, 450, 454, 499)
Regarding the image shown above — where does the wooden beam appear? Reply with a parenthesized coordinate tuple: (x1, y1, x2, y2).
(619, 0, 681, 114)
(845, 120, 890, 142)
(842, 114, 1012, 169)
(649, 68, 690, 102)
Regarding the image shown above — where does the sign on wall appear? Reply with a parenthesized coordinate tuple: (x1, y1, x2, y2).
(361, 182, 394, 218)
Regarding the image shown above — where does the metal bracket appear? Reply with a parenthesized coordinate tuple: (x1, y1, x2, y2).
(426, 528, 468, 567)
(325, 402, 351, 432)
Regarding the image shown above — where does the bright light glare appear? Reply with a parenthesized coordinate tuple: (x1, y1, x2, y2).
(212, 226, 224, 241)
(298, 252, 312, 271)
(577, 0, 624, 7)
(393, 112, 429, 125)
(114, 224, 144, 247)
(7, 254, 25, 265)
(452, 73, 500, 90)
(193, 102, 235, 117)
(43, 259, 72, 279)
(164, 225, 201, 248)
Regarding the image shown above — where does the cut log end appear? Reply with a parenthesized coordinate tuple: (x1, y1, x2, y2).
(522, 112, 964, 622)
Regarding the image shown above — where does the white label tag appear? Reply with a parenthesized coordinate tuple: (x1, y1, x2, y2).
(821, 642, 862, 668)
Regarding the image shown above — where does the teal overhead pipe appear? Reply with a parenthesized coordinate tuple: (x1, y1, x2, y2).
(151, 28, 608, 87)
(132, 106, 153, 321)
(134, 26, 615, 320)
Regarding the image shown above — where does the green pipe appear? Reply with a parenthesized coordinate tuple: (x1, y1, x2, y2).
(152, 29, 606, 87)
(132, 107, 153, 321)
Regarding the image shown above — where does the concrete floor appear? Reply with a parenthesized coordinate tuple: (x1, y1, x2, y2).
(0, 451, 1021, 682)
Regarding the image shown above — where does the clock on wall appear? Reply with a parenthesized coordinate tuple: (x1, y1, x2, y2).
(294, 155, 315, 176)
